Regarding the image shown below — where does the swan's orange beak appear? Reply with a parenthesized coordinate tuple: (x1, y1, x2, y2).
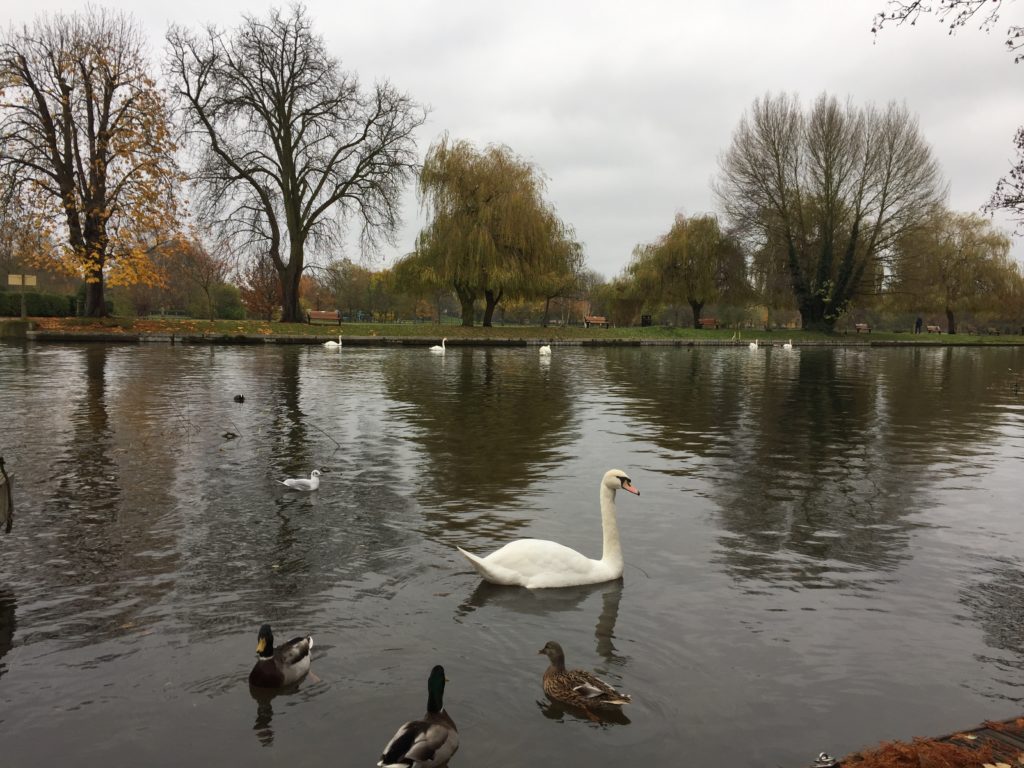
(623, 481, 639, 496)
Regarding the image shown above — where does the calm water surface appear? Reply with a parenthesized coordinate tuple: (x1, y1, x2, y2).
(1, 341, 1023, 766)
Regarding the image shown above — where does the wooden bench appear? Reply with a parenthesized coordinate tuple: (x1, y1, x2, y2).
(854, 323, 871, 333)
(307, 309, 341, 325)
(583, 315, 609, 328)
(926, 324, 941, 334)
(698, 318, 719, 329)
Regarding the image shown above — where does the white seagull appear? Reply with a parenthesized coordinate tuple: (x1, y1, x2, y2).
(279, 469, 322, 491)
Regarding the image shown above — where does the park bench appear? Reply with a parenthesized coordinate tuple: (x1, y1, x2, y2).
(584, 315, 609, 328)
(854, 323, 871, 333)
(697, 318, 719, 329)
(926, 324, 941, 334)
(307, 309, 341, 325)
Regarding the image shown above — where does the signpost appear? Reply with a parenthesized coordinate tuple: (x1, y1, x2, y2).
(7, 273, 37, 319)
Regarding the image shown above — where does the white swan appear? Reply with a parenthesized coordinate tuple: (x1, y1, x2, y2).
(430, 337, 447, 353)
(456, 469, 639, 588)
(782, 339, 793, 350)
(748, 339, 759, 350)
(279, 469, 321, 491)
(323, 335, 342, 348)
(539, 344, 552, 356)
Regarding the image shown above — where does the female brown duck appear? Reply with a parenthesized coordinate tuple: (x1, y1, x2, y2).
(538, 640, 631, 712)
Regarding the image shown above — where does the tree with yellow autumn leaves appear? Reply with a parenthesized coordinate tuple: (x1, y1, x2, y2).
(0, 8, 182, 316)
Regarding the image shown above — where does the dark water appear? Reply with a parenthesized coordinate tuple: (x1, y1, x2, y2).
(1, 342, 1023, 766)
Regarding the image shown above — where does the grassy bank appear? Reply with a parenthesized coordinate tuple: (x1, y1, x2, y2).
(4, 315, 1022, 345)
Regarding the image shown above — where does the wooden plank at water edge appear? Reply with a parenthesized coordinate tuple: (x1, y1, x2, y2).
(804, 715, 1024, 767)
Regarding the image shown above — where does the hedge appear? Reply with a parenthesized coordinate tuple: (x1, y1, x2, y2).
(0, 291, 75, 317)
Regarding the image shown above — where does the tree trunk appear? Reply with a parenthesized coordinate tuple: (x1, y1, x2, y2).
(83, 265, 107, 317)
(454, 282, 475, 327)
(689, 299, 704, 329)
(945, 307, 956, 334)
(797, 295, 836, 333)
(542, 296, 552, 327)
(482, 288, 503, 327)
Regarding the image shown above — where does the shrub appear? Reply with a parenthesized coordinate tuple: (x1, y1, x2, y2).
(0, 291, 75, 316)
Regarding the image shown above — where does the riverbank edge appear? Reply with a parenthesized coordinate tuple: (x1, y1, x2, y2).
(17, 328, 1024, 347)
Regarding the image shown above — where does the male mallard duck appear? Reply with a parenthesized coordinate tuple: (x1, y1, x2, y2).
(378, 665, 458, 768)
(248, 624, 314, 688)
(538, 640, 631, 711)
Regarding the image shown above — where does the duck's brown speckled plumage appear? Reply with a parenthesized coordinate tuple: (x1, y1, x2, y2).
(539, 640, 631, 711)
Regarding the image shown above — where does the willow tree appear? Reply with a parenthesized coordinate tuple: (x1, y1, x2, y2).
(892, 210, 1012, 333)
(628, 213, 746, 327)
(401, 135, 575, 327)
(0, 8, 181, 316)
(166, 5, 425, 323)
(716, 93, 946, 332)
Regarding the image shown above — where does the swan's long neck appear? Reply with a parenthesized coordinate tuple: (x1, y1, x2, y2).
(599, 482, 622, 569)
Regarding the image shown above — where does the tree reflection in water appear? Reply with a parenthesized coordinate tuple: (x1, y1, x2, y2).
(383, 348, 576, 542)
(603, 346, 1024, 590)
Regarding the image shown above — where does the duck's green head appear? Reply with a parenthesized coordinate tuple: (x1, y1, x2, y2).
(255, 624, 274, 658)
(426, 665, 448, 712)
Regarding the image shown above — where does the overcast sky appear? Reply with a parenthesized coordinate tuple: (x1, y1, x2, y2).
(3, 0, 1021, 277)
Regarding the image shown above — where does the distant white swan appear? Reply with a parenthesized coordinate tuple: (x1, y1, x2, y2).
(456, 469, 640, 588)
(749, 339, 759, 350)
(782, 339, 793, 350)
(430, 337, 447, 353)
(279, 469, 322, 491)
(323, 335, 342, 348)
(539, 344, 552, 356)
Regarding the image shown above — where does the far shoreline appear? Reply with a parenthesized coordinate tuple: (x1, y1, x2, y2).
(2, 317, 1022, 347)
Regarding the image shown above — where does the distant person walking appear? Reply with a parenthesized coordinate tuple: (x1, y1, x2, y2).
(915, 316, 923, 334)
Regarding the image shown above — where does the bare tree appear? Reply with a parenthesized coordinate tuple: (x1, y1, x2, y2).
(0, 8, 181, 316)
(716, 93, 946, 331)
(166, 4, 426, 323)
(872, 1, 1024, 220)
